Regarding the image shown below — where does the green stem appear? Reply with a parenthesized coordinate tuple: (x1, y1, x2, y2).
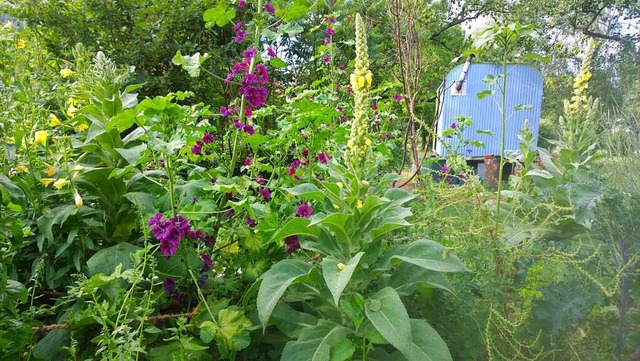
(495, 57, 507, 228)
(166, 155, 177, 217)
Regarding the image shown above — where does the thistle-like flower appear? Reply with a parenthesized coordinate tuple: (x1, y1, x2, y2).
(346, 14, 373, 164)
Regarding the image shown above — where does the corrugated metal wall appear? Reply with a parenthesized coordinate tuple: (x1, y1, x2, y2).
(435, 63, 543, 157)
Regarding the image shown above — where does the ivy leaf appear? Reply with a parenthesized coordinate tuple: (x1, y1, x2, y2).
(203, 2, 236, 28)
(172, 51, 211, 78)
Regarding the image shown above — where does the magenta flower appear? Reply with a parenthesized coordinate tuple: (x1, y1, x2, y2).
(323, 55, 331, 63)
(243, 124, 255, 135)
(296, 203, 313, 218)
(238, 0, 245, 7)
(385, 133, 392, 139)
(326, 27, 335, 36)
(394, 94, 403, 101)
(284, 235, 300, 254)
(323, 37, 331, 45)
(243, 48, 257, 62)
(346, 86, 352, 94)
(191, 141, 203, 155)
(450, 122, 456, 129)
(245, 107, 253, 118)
(267, 47, 276, 57)
(163, 277, 176, 293)
(244, 157, 253, 166)
(340, 115, 348, 122)
(371, 103, 378, 110)
(235, 30, 247, 42)
(288, 159, 302, 176)
(254, 64, 269, 83)
(200, 253, 213, 272)
(302, 149, 309, 157)
(259, 187, 272, 201)
(264, 2, 275, 14)
(317, 152, 331, 164)
(202, 133, 214, 144)
(233, 22, 242, 32)
(441, 165, 450, 174)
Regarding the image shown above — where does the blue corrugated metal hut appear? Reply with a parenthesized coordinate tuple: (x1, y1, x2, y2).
(435, 63, 543, 157)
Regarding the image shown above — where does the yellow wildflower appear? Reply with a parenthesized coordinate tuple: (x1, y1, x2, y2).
(365, 138, 372, 146)
(67, 105, 79, 117)
(45, 164, 56, 177)
(357, 199, 363, 208)
(74, 191, 83, 208)
(60, 68, 75, 78)
(53, 178, 69, 190)
(333, 204, 340, 210)
(337, 263, 346, 271)
(72, 164, 85, 178)
(74, 123, 89, 132)
(357, 76, 365, 89)
(40, 178, 56, 187)
(6, 137, 15, 144)
(15, 165, 29, 173)
(67, 97, 80, 106)
(15, 39, 26, 49)
(34, 131, 48, 146)
(365, 72, 372, 87)
(336, 182, 344, 189)
(49, 113, 62, 127)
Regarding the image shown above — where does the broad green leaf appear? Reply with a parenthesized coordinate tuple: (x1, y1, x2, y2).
(404, 319, 453, 361)
(0, 174, 26, 206)
(387, 239, 470, 273)
(203, 2, 236, 28)
(330, 338, 356, 361)
(365, 287, 412, 355)
(86, 243, 142, 276)
(371, 217, 411, 239)
(280, 21, 304, 36)
(523, 169, 553, 179)
(515, 103, 533, 111)
(269, 57, 287, 68)
(36, 205, 78, 242)
(172, 51, 211, 77)
(268, 217, 319, 244)
(257, 259, 313, 328)
(285, 183, 325, 201)
(340, 293, 365, 329)
(477, 89, 494, 99)
(271, 304, 318, 338)
(115, 143, 147, 165)
(389, 263, 453, 295)
(281, 320, 350, 361)
(32, 329, 70, 361)
(278, 0, 308, 21)
(482, 74, 497, 86)
(322, 252, 364, 305)
(476, 129, 493, 136)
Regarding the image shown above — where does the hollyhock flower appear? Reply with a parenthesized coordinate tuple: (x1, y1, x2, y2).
(264, 2, 275, 14)
(317, 152, 331, 164)
(238, 0, 245, 8)
(288, 159, 302, 176)
(202, 133, 214, 144)
(394, 93, 403, 101)
(296, 203, 313, 218)
(326, 27, 335, 36)
(267, 47, 276, 57)
(371, 103, 378, 110)
(340, 115, 348, 122)
(245, 107, 253, 118)
(323, 37, 331, 45)
(235, 30, 247, 42)
(337, 106, 344, 112)
(243, 48, 257, 62)
(233, 22, 242, 32)
(385, 133, 392, 139)
(339, 65, 346, 71)
(284, 235, 300, 254)
(244, 157, 253, 166)
(148, 212, 164, 226)
(203, 235, 217, 247)
(200, 253, 213, 272)
(259, 187, 272, 201)
(302, 149, 309, 157)
(163, 277, 176, 293)
(243, 124, 255, 135)
(323, 55, 331, 63)
(234, 119, 245, 129)
(198, 274, 208, 287)
(254, 64, 269, 83)
(188, 229, 205, 240)
(246, 217, 256, 227)
(450, 122, 456, 129)
(255, 175, 267, 185)
(191, 141, 203, 155)
(441, 165, 450, 174)
(346, 86, 352, 94)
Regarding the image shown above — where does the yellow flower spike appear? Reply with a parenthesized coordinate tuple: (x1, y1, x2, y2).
(40, 178, 56, 187)
(34, 131, 48, 146)
(336, 182, 344, 189)
(49, 114, 62, 127)
(74, 191, 83, 208)
(337, 263, 346, 271)
(53, 178, 69, 190)
(357, 199, 363, 208)
(15, 39, 26, 49)
(15, 165, 29, 173)
(60, 68, 75, 78)
(357, 76, 365, 89)
(365, 72, 372, 87)
(45, 164, 56, 177)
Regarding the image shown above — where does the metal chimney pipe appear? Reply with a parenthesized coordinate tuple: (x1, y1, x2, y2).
(455, 54, 476, 92)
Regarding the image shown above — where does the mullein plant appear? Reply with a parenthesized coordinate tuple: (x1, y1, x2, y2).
(346, 13, 373, 168)
(557, 38, 601, 161)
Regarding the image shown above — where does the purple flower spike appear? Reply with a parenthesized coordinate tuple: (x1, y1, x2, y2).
(191, 141, 203, 155)
(296, 203, 313, 218)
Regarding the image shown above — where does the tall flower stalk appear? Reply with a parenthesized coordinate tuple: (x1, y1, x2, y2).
(346, 14, 373, 167)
